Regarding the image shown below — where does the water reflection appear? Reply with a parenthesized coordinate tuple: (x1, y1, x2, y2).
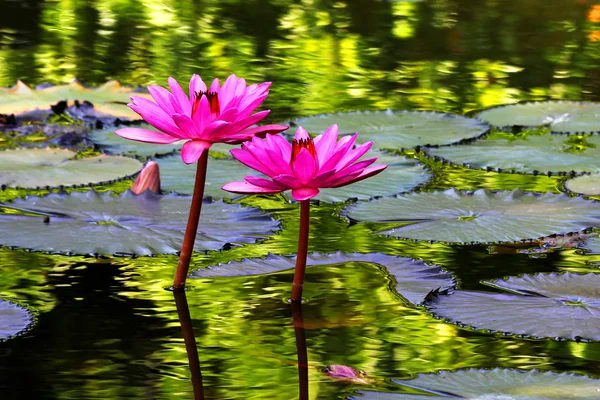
(291, 301, 309, 400)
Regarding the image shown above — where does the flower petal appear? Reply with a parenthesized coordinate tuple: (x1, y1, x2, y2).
(114, 128, 181, 144)
(181, 140, 212, 164)
(173, 114, 200, 137)
(168, 77, 192, 116)
(291, 187, 320, 201)
(129, 97, 187, 139)
(244, 176, 288, 190)
(329, 164, 387, 188)
(191, 95, 211, 132)
(292, 148, 318, 184)
(230, 147, 276, 176)
(335, 141, 373, 171)
(314, 124, 339, 167)
(189, 74, 207, 103)
(273, 174, 301, 189)
(295, 126, 310, 141)
(319, 134, 357, 172)
(222, 124, 289, 144)
(222, 180, 282, 194)
(148, 85, 176, 115)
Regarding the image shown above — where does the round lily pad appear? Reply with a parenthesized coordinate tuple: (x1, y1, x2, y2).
(0, 299, 34, 340)
(158, 150, 430, 201)
(291, 110, 490, 149)
(342, 189, 600, 244)
(0, 80, 148, 119)
(564, 174, 600, 196)
(425, 272, 600, 341)
(582, 236, 600, 254)
(0, 190, 280, 256)
(353, 369, 600, 399)
(477, 101, 600, 133)
(90, 124, 233, 157)
(192, 252, 454, 305)
(427, 133, 600, 174)
(0, 148, 143, 189)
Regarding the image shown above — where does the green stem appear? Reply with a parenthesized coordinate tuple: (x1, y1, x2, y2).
(173, 151, 209, 290)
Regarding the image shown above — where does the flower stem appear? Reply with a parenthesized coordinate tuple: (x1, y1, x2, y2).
(291, 200, 310, 302)
(173, 289, 205, 400)
(291, 301, 309, 400)
(173, 151, 209, 290)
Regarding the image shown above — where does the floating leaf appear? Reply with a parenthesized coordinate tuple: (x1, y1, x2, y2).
(0, 299, 33, 340)
(426, 272, 600, 341)
(191, 252, 455, 305)
(477, 101, 600, 133)
(564, 174, 600, 196)
(582, 235, 600, 254)
(0, 148, 143, 188)
(0, 80, 148, 119)
(0, 190, 280, 255)
(353, 369, 600, 399)
(158, 150, 430, 201)
(291, 110, 490, 149)
(342, 189, 600, 243)
(427, 133, 600, 174)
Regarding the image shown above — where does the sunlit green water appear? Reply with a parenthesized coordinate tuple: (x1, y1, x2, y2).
(1, 0, 600, 399)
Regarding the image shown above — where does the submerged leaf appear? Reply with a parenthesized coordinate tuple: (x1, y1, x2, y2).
(0, 80, 148, 119)
(426, 272, 600, 341)
(191, 252, 455, 305)
(427, 132, 600, 174)
(0, 299, 33, 340)
(477, 101, 600, 133)
(0, 190, 280, 255)
(0, 148, 143, 188)
(342, 189, 600, 243)
(353, 369, 600, 399)
(291, 110, 490, 149)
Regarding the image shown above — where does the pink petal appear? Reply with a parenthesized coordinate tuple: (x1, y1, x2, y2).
(148, 85, 176, 115)
(173, 114, 200, 137)
(191, 95, 211, 132)
(244, 176, 288, 190)
(168, 77, 192, 116)
(222, 124, 288, 144)
(219, 74, 239, 108)
(225, 109, 271, 134)
(273, 174, 301, 189)
(236, 94, 268, 119)
(264, 147, 293, 175)
(222, 180, 283, 195)
(335, 141, 373, 171)
(129, 97, 186, 139)
(230, 147, 276, 176)
(114, 128, 181, 144)
(189, 74, 207, 102)
(292, 148, 318, 184)
(201, 120, 231, 142)
(219, 107, 239, 122)
(132, 161, 161, 194)
(323, 157, 378, 186)
(295, 126, 309, 141)
(314, 124, 339, 167)
(181, 140, 212, 164)
(320, 134, 357, 172)
(234, 78, 247, 98)
(291, 187, 320, 201)
(330, 164, 387, 188)
(209, 78, 220, 93)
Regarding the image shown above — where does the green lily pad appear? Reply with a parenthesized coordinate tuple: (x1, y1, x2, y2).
(477, 101, 600, 133)
(353, 369, 600, 399)
(158, 150, 430, 201)
(427, 133, 600, 174)
(291, 110, 490, 149)
(425, 272, 600, 341)
(90, 124, 233, 157)
(191, 252, 454, 305)
(564, 174, 600, 196)
(0, 80, 147, 119)
(0, 148, 143, 188)
(0, 190, 280, 256)
(342, 189, 600, 244)
(582, 236, 600, 254)
(0, 299, 34, 340)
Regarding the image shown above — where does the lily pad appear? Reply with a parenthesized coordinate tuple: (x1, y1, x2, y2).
(291, 110, 490, 149)
(0, 190, 280, 256)
(564, 174, 600, 196)
(158, 150, 430, 201)
(427, 133, 600, 174)
(0, 299, 34, 340)
(342, 189, 600, 244)
(582, 236, 600, 254)
(353, 369, 600, 399)
(0, 80, 148, 119)
(0, 148, 143, 189)
(191, 252, 455, 305)
(425, 272, 600, 341)
(477, 101, 600, 133)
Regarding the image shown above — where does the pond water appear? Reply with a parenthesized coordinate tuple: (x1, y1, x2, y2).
(2, 0, 600, 399)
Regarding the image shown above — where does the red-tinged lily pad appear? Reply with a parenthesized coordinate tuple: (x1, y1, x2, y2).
(291, 110, 490, 149)
(0, 148, 143, 189)
(0, 299, 34, 340)
(0, 80, 148, 119)
(342, 189, 600, 244)
(352, 369, 600, 399)
(191, 252, 455, 305)
(425, 272, 600, 341)
(0, 190, 280, 256)
(477, 101, 600, 133)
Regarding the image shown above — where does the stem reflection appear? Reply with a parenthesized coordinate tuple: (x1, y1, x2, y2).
(291, 301, 309, 400)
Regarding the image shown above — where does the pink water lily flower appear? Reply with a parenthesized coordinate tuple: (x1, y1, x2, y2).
(115, 74, 288, 164)
(222, 125, 387, 200)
